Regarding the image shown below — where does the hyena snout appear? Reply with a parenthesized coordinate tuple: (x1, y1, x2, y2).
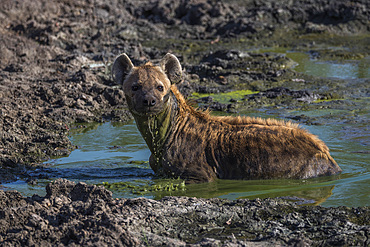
(143, 96, 157, 107)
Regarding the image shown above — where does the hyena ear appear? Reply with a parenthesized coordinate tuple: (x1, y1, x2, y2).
(112, 53, 134, 85)
(160, 53, 182, 84)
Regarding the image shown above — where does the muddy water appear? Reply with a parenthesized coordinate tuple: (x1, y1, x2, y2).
(283, 50, 369, 79)
(4, 115, 368, 207)
(245, 48, 368, 83)
(3, 52, 369, 207)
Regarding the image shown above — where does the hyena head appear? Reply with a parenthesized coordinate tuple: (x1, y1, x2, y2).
(112, 53, 182, 116)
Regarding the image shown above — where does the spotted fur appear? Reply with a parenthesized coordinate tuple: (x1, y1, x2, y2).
(112, 53, 342, 183)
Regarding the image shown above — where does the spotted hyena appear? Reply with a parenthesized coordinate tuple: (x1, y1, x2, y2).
(112, 53, 342, 183)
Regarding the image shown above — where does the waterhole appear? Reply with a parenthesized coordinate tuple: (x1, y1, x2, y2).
(3, 50, 369, 207)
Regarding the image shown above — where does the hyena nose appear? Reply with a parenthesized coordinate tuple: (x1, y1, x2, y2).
(143, 98, 156, 106)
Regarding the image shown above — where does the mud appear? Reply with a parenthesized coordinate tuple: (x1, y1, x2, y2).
(0, 179, 369, 246)
(0, 0, 369, 246)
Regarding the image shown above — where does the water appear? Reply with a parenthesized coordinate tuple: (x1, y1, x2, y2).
(3, 114, 368, 207)
(2, 51, 369, 207)
(287, 52, 370, 79)
(256, 47, 370, 79)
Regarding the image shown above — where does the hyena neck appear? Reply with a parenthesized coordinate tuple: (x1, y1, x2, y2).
(133, 91, 178, 157)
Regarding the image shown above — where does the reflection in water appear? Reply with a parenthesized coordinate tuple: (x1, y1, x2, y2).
(145, 178, 337, 206)
(3, 118, 368, 207)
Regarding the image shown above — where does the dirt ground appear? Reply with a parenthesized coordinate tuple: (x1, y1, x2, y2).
(0, 0, 369, 246)
(1, 179, 369, 246)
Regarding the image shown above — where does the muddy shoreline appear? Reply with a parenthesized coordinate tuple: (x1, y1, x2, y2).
(1, 0, 369, 246)
(1, 179, 369, 246)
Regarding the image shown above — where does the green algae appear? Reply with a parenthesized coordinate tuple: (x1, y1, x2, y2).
(313, 98, 342, 103)
(102, 179, 186, 196)
(191, 90, 259, 104)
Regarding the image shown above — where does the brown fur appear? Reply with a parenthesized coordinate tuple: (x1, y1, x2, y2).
(112, 53, 342, 183)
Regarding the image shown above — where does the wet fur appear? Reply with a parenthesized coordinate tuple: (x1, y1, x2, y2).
(113, 53, 342, 183)
(160, 86, 340, 182)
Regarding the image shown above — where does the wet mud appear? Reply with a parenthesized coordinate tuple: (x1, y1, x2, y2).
(0, 0, 369, 246)
(1, 179, 369, 246)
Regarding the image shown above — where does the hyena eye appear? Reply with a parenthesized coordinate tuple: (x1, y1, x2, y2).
(157, 85, 164, 92)
(132, 85, 139, 91)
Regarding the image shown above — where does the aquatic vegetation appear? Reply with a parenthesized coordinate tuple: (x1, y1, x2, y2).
(101, 179, 186, 196)
(191, 90, 259, 104)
